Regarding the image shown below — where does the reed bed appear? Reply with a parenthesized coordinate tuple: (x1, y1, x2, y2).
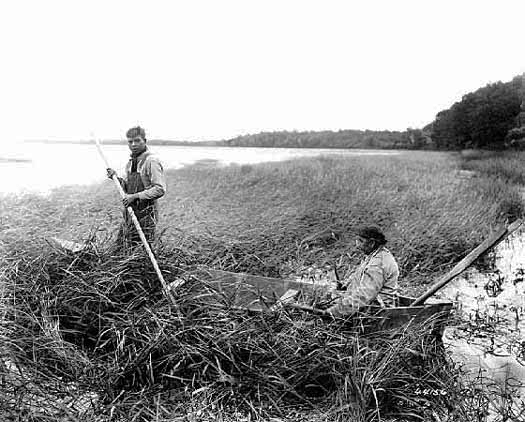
(160, 153, 523, 289)
(3, 153, 521, 287)
(460, 150, 525, 185)
(1, 242, 486, 421)
(2, 152, 523, 420)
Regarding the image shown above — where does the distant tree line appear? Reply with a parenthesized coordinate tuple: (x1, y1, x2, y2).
(24, 131, 432, 150)
(219, 129, 428, 150)
(220, 75, 524, 151)
(27, 73, 524, 151)
(430, 75, 523, 150)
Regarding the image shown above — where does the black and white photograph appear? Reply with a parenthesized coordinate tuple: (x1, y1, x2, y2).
(1, 1, 524, 421)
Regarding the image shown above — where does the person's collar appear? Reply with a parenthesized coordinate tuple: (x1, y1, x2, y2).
(367, 245, 383, 257)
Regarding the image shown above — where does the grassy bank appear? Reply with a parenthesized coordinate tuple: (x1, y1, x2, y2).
(2, 151, 522, 287)
(459, 149, 525, 185)
(1, 151, 524, 420)
(163, 152, 523, 282)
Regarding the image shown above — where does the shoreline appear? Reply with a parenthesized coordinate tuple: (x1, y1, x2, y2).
(0, 157, 31, 163)
(0, 147, 408, 197)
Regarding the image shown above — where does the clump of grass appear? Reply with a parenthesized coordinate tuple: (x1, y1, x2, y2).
(458, 149, 504, 161)
(458, 151, 525, 223)
(460, 150, 525, 185)
(1, 240, 481, 421)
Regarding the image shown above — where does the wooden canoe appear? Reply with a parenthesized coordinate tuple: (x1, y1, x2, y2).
(48, 237, 88, 253)
(47, 238, 453, 336)
(202, 268, 453, 336)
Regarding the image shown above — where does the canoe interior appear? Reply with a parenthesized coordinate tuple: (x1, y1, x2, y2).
(47, 238, 453, 334)
(204, 268, 453, 333)
(49, 237, 87, 253)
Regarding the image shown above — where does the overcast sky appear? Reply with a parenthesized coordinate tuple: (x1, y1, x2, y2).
(1, 0, 524, 142)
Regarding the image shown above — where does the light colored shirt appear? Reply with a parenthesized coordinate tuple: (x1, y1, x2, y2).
(328, 246, 399, 317)
(122, 148, 166, 201)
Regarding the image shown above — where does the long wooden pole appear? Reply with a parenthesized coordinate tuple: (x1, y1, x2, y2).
(94, 138, 177, 305)
(410, 218, 523, 306)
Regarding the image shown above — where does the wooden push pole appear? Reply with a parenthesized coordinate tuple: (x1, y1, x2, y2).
(94, 138, 178, 305)
(410, 218, 523, 306)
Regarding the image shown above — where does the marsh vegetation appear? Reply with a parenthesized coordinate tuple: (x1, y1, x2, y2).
(1, 151, 524, 421)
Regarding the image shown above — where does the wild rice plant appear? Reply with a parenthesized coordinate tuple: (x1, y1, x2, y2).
(2, 152, 523, 420)
(0, 241, 495, 421)
(460, 150, 525, 185)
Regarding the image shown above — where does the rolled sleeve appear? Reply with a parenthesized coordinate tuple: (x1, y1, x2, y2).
(137, 158, 166, 200)
(117, 176, 127, 192)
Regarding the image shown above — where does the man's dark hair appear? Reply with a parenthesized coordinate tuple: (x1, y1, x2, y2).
(356, 225, 387, 246)
(126, 126, 146, 141)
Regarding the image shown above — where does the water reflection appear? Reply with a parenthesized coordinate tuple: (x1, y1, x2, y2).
(437, 227, 525, 418)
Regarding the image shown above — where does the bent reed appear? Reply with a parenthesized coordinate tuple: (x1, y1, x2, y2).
(1, 152, 523, 421)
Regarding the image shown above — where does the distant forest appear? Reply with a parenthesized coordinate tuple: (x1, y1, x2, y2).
(431, 74, 525, 150)
(218, 129, 429, 150)
(29, 74, 524, 150)
(27, 130, 429, 150)
(215, 74, 525, 150)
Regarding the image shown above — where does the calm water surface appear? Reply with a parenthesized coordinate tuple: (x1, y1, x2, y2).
(0, 143, 399, 195)
(438, 228, 525, 419)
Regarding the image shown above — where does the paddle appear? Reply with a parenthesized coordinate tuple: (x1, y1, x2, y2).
(94, 138, 178, 305)
(410, 218, 523, 306)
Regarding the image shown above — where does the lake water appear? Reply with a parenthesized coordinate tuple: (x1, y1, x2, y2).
(438, 229, 525, 419)
(0, 143, 399, 195)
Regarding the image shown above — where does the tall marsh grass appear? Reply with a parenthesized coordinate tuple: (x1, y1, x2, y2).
(0, 242, 492, 421)
(2, 152, 521, 286)
(1, 151, 524, 420)
(460, 150, 525, 185)
(160, 152, 523, 285)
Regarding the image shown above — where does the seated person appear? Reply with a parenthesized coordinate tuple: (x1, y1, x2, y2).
(326, 225, 399, 317)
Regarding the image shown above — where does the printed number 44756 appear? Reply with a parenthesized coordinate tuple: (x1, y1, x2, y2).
(414, 388, 447, 396)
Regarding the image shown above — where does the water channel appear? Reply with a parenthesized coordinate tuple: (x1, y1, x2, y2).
(437, 226, 525, 419)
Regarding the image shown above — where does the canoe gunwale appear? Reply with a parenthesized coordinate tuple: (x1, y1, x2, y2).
(204, 268, 454, 334)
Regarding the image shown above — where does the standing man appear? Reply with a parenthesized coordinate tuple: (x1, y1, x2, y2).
(326, 226, 399, 317)
(107, 126, 166, 247)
